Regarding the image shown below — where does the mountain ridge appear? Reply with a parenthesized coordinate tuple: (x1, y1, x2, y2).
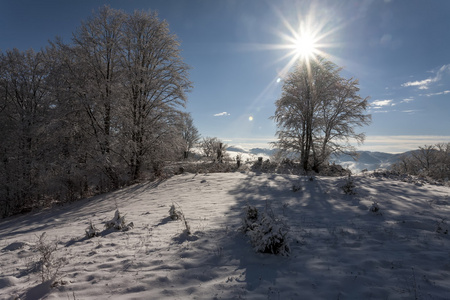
(226, 146, 408, 173)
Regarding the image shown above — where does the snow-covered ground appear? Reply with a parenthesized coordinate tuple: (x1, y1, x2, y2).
(1, 171, 450, 299)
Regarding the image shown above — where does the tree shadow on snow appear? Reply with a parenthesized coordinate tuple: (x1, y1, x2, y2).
(219, 172, 450, 299)
(0, 179, 166, 240)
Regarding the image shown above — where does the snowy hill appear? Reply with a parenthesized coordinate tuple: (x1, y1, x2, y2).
(1, 171, 450, 299)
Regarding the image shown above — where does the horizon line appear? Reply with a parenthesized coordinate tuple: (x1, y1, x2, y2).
(219, 135, 450, 154)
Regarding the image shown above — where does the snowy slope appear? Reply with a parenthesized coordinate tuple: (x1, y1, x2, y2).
(1, 172, 450, 299)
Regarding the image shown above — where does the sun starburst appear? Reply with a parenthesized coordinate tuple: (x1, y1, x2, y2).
(270, 4, 342, 80)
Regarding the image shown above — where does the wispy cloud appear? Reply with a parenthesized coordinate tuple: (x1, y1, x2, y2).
(422, 90, 450, 97)
(401, 78, 434, 90)
(213, 112, 230, 117)
(401, 64, 450, 90)
(400, 98, 414, 103)
(372, 99, 393, 106)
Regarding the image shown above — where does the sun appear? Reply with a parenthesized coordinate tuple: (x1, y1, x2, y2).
(267, 5, 341, 78)
(281, 22, 322, 65)
(293, 32, 317, 59)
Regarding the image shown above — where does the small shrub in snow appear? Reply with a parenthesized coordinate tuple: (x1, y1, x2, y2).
(242, 205, 259, 232)
(243, 203, 290, 256)
(104, 209, 134, 231)
(169, 204, 182, 220)
(34, 232, 66, 283)
(436, 219, 448, 234)
(169, 203, 191, 235)
(369, 201, 381, 215)
(342, 175, 356, 195)
(292, 184, 301, 192)
(85, 221, 100, 238)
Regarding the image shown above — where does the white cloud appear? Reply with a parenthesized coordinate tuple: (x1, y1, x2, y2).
(423, 90, 450, 97)
(213, 112, 230, 117)
(402, 78, 433, 89)
(400, 98, 414, 103)
(401, 64, 450, 90)
(372, 99, 393, 106)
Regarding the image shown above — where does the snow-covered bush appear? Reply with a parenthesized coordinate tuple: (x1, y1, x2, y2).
(242, 205, 259, 232)
(85, 221, 100, 238)
(369, 201, 381, 215)
(243, 204, 290, 256)
(34, 232, 66, 283)
(319, 164, 351, 177)
(104, 210, 134, 231)
(292, 184, 301, 192)
(169, 204, 182, 220)
(342, 175, 356, 195)
(169, 203, 191, 235)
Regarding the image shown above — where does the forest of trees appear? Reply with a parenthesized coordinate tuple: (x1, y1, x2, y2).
(0, 6, 198, 217)
(272, 57, 371, 172)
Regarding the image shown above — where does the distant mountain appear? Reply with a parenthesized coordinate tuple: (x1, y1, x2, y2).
(332, 151, 407, 173)
(226, 146, 276, 161)
(249, 148, 277, 156)
(227, 146, 410, 173)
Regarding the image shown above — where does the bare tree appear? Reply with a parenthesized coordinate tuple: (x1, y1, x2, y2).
(70, 6, 127, 188)
(391, 143, 449, 181)
(272, 57, 371, 172)
(180, 113, 200, 159)
(411, 145, 436, 174)
(0, 6, 193, 216)
(434, 143, 450, 180)
(200, 137, 227, 161)
(120, 9, 192, 179)
(200, 137, 217, 158)
(0, 49, 50, 214)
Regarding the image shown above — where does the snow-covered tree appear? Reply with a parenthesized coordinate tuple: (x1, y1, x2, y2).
(272, 57, 371, 172)
(200, 137, 227, 161)
(119, 9, 192, 179)
(391, 143, 450, 181)
(0, 6, 193, 216)
(0, 49, 50, 215)
(70, 6, 126, 188)
(180, 113, 200, 159)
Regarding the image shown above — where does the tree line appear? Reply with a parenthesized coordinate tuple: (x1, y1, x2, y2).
(0, 6, 199, 217)
(391, 143, 450, 182)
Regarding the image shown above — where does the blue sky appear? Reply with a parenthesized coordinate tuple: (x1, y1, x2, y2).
(1, 0, 449, 153)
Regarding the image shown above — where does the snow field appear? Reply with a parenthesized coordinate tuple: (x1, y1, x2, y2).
(1, 172, 450, 299)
